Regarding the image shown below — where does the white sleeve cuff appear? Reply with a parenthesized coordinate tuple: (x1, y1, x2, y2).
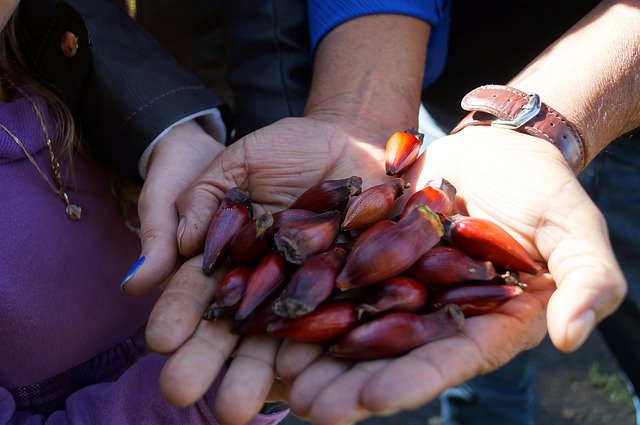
(137, 107, 226, 179)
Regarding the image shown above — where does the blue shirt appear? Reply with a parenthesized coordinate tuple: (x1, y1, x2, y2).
(308, 0, 451, 87)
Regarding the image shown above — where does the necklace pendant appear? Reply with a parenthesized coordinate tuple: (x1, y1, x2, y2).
(66, 203, 82, 221)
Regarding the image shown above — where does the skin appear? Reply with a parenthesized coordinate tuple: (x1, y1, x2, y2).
(0, 1, 19, 32)
(144, 1, 636, 424)
(121, 120, 225, 296)
(144, 14, 431, 425)
(279, 2, 636, 422)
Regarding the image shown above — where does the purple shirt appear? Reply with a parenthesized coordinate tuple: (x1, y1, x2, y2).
(0, 93, 286, 424)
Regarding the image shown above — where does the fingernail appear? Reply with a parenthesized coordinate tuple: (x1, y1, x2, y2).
(177, 216, 186, 255)
(566, 309, 596, 350)
(120, 256, 145, 291)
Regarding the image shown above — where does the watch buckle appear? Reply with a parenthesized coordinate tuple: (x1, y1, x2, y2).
(491, 94, 541, 129)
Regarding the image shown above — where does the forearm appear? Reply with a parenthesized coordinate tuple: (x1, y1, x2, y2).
(304, 14, 430, 142)
(509, 0, 640, 164)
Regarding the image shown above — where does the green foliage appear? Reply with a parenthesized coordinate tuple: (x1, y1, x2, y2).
(588, 362, 633, 404)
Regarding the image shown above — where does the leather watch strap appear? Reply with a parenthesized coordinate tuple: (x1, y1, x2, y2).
(450, 85, 586, 174)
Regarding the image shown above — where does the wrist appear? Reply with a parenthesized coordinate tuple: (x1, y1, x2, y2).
(303, 14, 430, 144)
(506, 80, 598, 169)
(143, 120, 223, 178)
(451, 85, 586, 174)
(507, 0, 640, 164)
(304, 99, 418, 147)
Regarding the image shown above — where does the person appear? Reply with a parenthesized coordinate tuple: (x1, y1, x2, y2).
(120, 0, 451, 293)
(420, 1, 640, 424)
(126, 1, 635, 424)
(0, 0, 289, 423)
(123, 3, 446, 423)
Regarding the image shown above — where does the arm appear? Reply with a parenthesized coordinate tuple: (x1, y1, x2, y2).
(498, 0, 640, 349)
(508, 0, 640, 164)
(0, 353, 288, 424)
(304, 13, 429, 140)
(175, 12, 432, 255)
(443, 0, 639, 349)
(274, 2, 636, 422)
(144, 10, 437, 425)
(307, 0, 451, 88)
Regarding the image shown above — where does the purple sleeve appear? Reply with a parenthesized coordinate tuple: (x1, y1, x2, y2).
(0, 354, 288, 425)
(307, 0, 451, 87)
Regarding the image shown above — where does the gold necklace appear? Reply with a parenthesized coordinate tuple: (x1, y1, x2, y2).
(0, 89, 82, 221)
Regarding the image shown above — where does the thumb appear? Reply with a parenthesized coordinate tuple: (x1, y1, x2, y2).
(120, 180, 180, 296)
(544, 204, 627, 352)
(121, 121, 225, 295)
(176, 144, 248, 257)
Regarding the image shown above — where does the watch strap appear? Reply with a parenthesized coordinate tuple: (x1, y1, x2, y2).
(451, 85, 586, 174)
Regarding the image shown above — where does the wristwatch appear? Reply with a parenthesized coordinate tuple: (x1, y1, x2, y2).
(450, 85, 586, 174)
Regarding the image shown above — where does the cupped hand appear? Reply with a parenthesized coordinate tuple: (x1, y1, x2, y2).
(274, 125, 627, 423)
(121, 121, 225, 296)
(175, 115, 391, 257)
(143, 116, 395, 422)
(414, 126, 626, 352)
(144, 255, 287, 424)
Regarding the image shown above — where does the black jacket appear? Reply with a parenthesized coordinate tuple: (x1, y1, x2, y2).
(134, 0, 312, 141)
(15, 0, 225, 180)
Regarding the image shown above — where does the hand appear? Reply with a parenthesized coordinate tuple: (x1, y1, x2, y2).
(276, 275, 552, 423)
(416, 126, 626, 351)
(144, 115, 392, 422)
(175, 115, 391, 257)
(130, 119, 285, 422)
(144, 255, 290, 424)
(121, 120, 225, 295)
(272, 125, 627, 423)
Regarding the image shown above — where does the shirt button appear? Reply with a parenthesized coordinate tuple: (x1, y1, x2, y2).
(60, 31, 79, 58)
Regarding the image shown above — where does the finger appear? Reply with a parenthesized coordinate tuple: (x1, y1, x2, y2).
(160, 319, 238, 407)
(145, 255, 222, 353)
(360, 336, 476, 413)
(546, 247, 627, 352)
(306, 360, 389, 424)
(214, 334, 281, 425)
(361, 293, 547, 413)
(176, 143, 251, 258)
(122, 124, 225, 295)
(287, 356, 351, 418)
(275, 339, 326, 381)
(121, 178, 180, 296)
(539, 198, 627, 352)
